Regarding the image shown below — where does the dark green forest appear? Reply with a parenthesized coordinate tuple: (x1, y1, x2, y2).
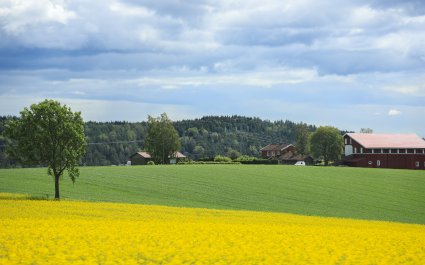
(0, 115, 317, 167)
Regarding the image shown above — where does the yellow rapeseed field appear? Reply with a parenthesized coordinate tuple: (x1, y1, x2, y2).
(0, 193, 424, 265)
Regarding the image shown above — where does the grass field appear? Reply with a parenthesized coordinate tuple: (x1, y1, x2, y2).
(0, 165, 424, 224)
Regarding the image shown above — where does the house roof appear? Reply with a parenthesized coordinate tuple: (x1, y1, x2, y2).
(346, 133, 425, 148)
(132, 151, 151, 158)
(173, 151, 186, 158)
(260, 143, 293, 151)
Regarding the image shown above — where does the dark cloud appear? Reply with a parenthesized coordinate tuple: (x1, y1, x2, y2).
(368, 0, 425, 14)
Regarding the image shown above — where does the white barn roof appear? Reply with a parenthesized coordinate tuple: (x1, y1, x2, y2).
(346, 133, 425, 148)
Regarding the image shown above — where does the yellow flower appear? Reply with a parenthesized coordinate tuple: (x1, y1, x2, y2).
(0, 197, 424, 265)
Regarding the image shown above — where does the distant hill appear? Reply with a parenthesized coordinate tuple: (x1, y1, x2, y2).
(1, 115, 318, 167)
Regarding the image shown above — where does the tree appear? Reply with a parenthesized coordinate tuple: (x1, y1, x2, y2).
(4, 100, 86, 199)
(296, 123, 310, 155)
(145, 113, 181, 164)
(360, 128, 373, 133)
(227, 148, 241, 160)
(309, 126, 343, 166)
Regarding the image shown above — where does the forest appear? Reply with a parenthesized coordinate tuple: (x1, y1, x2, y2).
(0, 115, 318, 167)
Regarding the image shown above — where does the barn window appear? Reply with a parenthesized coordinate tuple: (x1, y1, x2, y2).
(360, 147, 363, 153)
(399, 149, 406, 153)
(373, 149, 381, 153)
(415, 149, 423, 154)
(368, 161, 372, 165)
(345, 138, 347, 144)
(383, 149, 389, 154)
(390, 149, 397, 154)
(354, 147, 357, 153)
(416, 162, 420, 167)
(377, 160, 381, 167)
(407, 149, 414, 154)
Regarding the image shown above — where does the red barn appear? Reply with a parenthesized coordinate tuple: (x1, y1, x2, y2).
(343, 133, 425, 170)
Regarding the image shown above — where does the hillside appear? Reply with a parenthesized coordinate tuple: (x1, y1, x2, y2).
(1, 165, 424, 224)
(0, 115, 317, 167)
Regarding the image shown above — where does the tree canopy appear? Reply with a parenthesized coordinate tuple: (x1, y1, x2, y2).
(360, 128, 373, 133)
(295, 123, 311, 155)
(1, 115, 325, 166)
(310, 126, 343, 166)
(4, 100, 86, 199)
(145, 113, 181, 164)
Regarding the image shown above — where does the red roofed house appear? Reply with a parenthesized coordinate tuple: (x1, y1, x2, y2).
(260, 144, 295, 159)
(343, 133, 425, 170)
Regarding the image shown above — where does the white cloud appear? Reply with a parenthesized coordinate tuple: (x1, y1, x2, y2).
(0, 0, 76, 34)
(130, 67, 318, 88)
(1, 0, 425, 136)
(109, 2, 154, 17)
(388, 109, 402, 116)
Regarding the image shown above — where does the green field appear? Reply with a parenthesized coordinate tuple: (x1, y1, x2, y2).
(0, 165, 424, 224)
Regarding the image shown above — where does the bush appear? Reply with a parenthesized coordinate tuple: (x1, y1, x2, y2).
(234, 155, 256, 162)
(239, 158, 278, 165)
(147, 161, 155, 165)
(177, 161, 241, 165)
(214, 155, 232, 163)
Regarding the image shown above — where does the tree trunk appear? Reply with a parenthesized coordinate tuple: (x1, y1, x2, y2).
(54, 174, 60, 200)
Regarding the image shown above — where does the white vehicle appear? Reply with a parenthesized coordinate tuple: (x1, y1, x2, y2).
(294, 161, 306, 166)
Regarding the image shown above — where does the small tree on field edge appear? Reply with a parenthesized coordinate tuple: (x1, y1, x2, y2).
(4, 100, 86, 199)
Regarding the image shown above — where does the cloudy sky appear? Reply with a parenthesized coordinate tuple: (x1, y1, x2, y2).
(0, 0, 424, 135)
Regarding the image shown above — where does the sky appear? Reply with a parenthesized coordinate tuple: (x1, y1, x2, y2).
(0, 0, 424, 135)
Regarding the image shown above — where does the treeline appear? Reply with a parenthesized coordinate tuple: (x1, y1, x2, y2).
(0, 115, 317, 167)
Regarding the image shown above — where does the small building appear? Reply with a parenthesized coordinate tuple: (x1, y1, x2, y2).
(260, 144, 295, 159)
(129, 151, 187, 165)
(169, 151, 187, 164)
(278, 151, 314, 165)
(129, 151, 152, 165)
(343, 133, 425, 170)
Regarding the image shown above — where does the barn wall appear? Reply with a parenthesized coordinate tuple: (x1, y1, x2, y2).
(347, 154, 425, 170)
(130, 155, 148, 165)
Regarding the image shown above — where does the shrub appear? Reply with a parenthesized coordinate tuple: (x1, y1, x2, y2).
(177, 161, 241, 165)
(239, 158, 278, 165)
(214, 155, 232, 162)
(147, 161, 155, 165)
(234, 155, 256, 162)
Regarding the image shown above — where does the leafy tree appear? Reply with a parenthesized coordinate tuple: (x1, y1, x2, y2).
(360, 128, 373, 133)
(193, 145, 205, 158)
(310, 126, 343, 166)
(296, 123, 310, 155)
(4, 100, 86, 199)
(145, 113, 181, 164)
(227, 148, 241, 160)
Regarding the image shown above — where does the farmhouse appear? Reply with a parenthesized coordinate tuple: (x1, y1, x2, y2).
(260, 144, 295, 159)
(343, 133, 425, 170)
(129, 151, 186, 165)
